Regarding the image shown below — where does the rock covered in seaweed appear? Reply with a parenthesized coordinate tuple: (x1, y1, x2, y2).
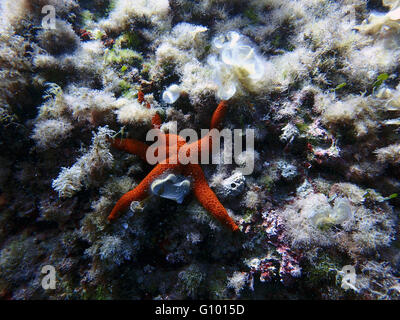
(0, 0, 399, 300)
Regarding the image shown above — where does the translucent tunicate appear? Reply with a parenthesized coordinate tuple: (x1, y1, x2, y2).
(212, 61, 237, 100)
(217, 82, 237, 101)
(208, 31, 266, 100)
(308, 205, 332, 226)
(162, 84, 181, 104)
(226, 31, 240, 47)
(331, 198, 352, 224)
(212, 34, 227, 49)
(234, 45, 255, 62)
(221, 47, 235, 65)
(248, 57, 265, 81)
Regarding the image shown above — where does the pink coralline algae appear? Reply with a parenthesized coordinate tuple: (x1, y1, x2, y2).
(262, 210, 302, 283)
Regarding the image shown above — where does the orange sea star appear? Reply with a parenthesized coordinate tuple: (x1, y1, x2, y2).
(108, 91, 239, 232)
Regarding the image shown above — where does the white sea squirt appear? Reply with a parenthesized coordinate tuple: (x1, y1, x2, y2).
(162, 84, 181, 104)
(208, 31, 266, 100)
(308, 197, 353, 227)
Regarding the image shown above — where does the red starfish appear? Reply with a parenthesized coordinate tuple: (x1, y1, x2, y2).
(108, 94, 239, 232)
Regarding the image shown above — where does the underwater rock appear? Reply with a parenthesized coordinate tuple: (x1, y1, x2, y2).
(219, 171, 246, 199)
(277, 160, 298, 180)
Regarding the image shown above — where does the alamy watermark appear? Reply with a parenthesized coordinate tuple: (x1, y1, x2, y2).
(340, 265, 358, 291)
(41, 265, 56, 290)
(41, 5, 56, 30)
(145, 122, 255, 175)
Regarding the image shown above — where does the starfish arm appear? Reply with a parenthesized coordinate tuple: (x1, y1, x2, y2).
(185, 164, 239, 231)
(190, 134, 211, 161)
(185, 130, 218, 162)
(210, 100, 229, 130)
(185, 100, 230, 160)
(108, 162, 181, 221)
(111, 138, 149, 162)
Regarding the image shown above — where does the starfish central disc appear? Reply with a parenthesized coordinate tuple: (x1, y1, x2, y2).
(108, 95, 239, 232)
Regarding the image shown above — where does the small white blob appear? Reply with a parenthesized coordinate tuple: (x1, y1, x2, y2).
(162, 84, 181, 104)
(130, 201, 144, 213)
